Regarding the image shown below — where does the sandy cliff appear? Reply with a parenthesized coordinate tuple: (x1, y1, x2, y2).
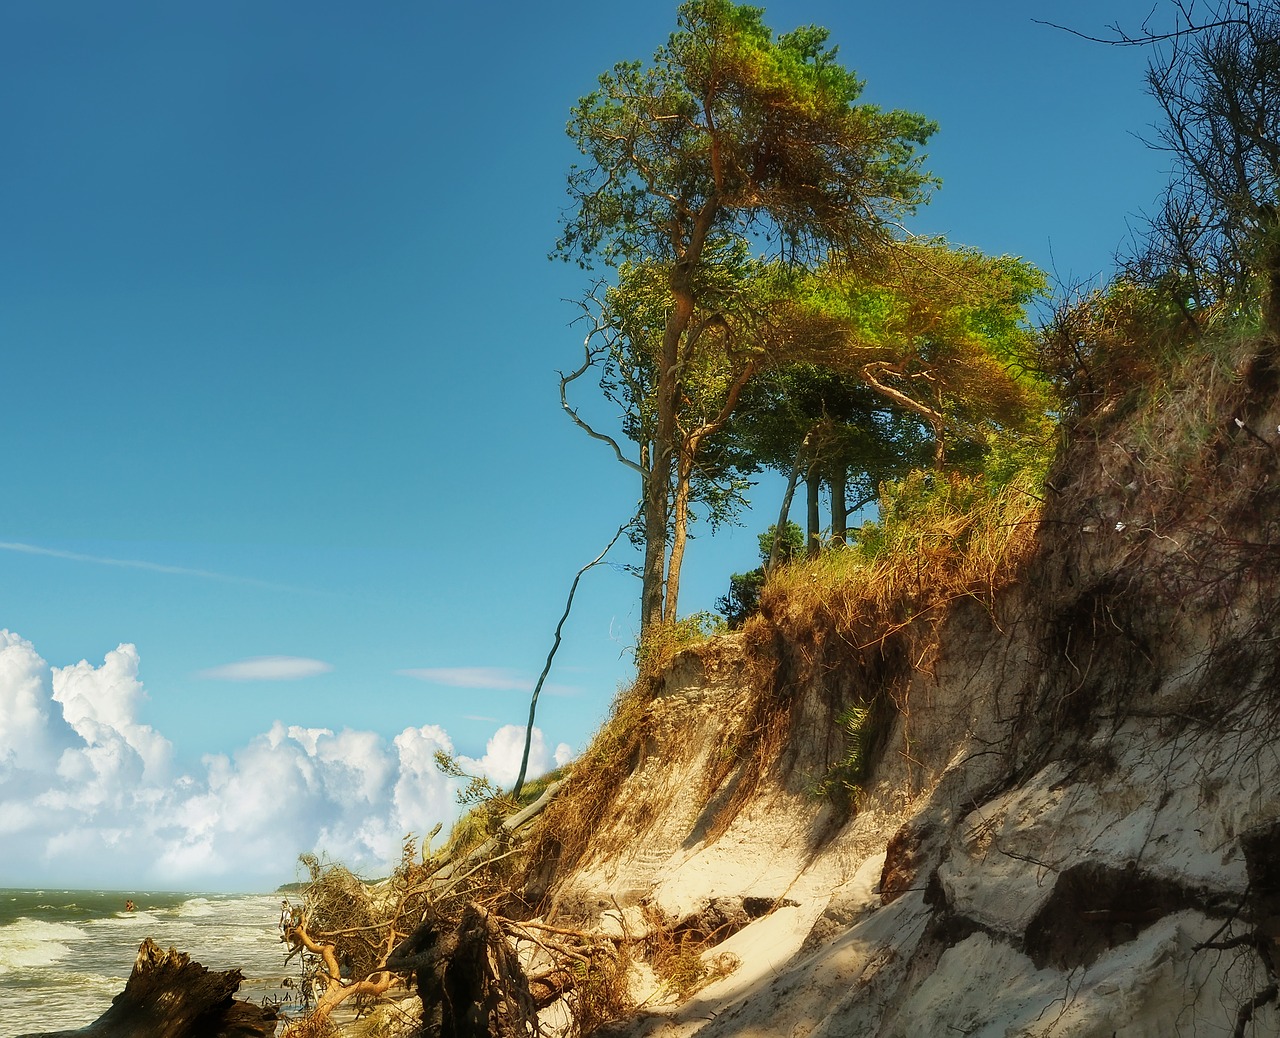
(530, 342, 1280, 1036)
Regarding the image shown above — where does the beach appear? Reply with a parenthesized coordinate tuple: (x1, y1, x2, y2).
(0, 888, 305, 1034)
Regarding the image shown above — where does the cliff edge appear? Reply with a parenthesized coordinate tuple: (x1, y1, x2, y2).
(524, 338, 1280, 1037)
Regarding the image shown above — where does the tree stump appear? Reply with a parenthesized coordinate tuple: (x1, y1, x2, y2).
(18, 938, 278, 1038)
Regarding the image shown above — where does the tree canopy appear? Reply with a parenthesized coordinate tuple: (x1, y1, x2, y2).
(556, 0, 938, 271)
(556, 1, 1054, 649)
(556, 0, 940, 640)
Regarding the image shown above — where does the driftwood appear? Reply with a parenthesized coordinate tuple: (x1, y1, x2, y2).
(18, 938, 277, 1038)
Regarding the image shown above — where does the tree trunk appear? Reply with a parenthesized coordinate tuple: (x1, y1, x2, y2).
(19, 939, 277, 1038)
(642, 294, 689, 641)
(641, 203, 718, 642)
(806, 464, 822, 558)
(664, 356, 755, 625)
(664, 451, 694, 624)
(640, 449, 670, 643)
(829, 462, 848, 546)
(768, 444, 805, 571)
(387, 904, 539, 1038)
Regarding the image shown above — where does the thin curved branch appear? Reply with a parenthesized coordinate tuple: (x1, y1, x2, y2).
(512, 516, 634, 797)
(560, 335, 645, 475)
(861, 361, 946, 427)
(288, 923, 401, 1022)
(1032, 9, 1247, 48)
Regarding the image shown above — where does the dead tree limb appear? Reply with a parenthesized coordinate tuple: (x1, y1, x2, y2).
(513, 518, 633, 798)
(18, 939, 277, 1038)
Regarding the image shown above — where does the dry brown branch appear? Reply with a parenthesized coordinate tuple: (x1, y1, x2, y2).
(288, 923, 400, 1024)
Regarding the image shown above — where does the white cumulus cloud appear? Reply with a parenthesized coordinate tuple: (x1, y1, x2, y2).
(0, 631, 572, 890)
(53, 643, 171, 780)
(458, 724, 574, 789)
(0, 630, 73, 770)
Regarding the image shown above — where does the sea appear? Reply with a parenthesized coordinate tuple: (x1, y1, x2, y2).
(0, 888, 309, 1034)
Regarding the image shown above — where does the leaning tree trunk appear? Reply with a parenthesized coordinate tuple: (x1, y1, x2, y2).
(663, 359, 756, 625)
(19, 939, 277, 1038)
(768, 445, 805, 572)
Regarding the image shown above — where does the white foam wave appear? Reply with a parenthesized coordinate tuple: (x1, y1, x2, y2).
(0, 918, 85, 973)
(88, 911, 158, 928)
(177, 897, 215, 917)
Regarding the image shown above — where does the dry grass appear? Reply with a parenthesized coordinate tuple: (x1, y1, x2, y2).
(519, 472, 1048, 880)
(635, 612, 726, 680)
(435, 767, 568, 869)
(1039, 276, 1211, 426)
(279, 1014, 339, 1038)
(519, 684, 653, 900)
(567, 946, 636, 1036)
(761, 470, 1043, 650)
(650, 937, 707, 999)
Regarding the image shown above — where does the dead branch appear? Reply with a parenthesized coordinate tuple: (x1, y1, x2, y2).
(513, 519, 633, 798)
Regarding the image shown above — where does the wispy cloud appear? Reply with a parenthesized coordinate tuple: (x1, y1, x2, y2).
(196, 656, 334, 681)
(396, 667, 578, 696)
(396, 667, 534, 691)
(0, 541, 301, 591)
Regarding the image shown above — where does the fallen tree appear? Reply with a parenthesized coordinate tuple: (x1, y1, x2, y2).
(279, 778, 574, 1031)
(18, 939, 277, 1038)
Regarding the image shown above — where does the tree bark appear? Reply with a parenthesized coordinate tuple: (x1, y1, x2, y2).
(19, 939, 277, 1038)
(663, 451, 694, 625)
(664, 358, 755, 625)
(806, 462, 822, 558)
(288, 923, 397, 1024)
(861, 361, 948, 469)
(768, 444, 805, 572)
(830, 462, 848, 546)
(641, 200, 719, 641)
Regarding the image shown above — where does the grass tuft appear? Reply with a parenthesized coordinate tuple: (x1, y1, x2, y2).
(762, 469, 1044, 648)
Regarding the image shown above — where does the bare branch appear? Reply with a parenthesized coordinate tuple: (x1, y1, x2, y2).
(511, 516, 634, 798)
(560, 332, 645, 476)
(1032, 9, 1248, 48)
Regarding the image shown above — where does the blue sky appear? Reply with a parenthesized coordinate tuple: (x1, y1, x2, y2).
(1, 1, 1172, 890)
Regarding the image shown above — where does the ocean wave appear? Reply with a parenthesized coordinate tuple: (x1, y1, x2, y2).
(88, 911, 158, 928)
(0, 919, 86, 973)
(0, 968, 122, 1033)
(177, 898, 216, 918)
